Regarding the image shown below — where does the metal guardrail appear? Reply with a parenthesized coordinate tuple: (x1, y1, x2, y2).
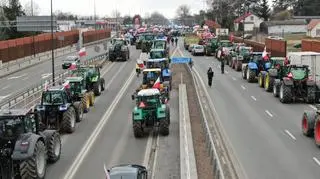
(0, 53, 109, 111)
(0, 36, 113, 72)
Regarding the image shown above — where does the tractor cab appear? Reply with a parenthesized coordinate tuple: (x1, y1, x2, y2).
(286, 64, 310, 80)
(107, 164, 148, 179)
(64, 76, 87, 101)
(152, 40, 169, 56)
(142, 68, 163, 89)
(136, 89, 163, 108)
(149, 49, 166, 59)
(146, 58, 168, 69)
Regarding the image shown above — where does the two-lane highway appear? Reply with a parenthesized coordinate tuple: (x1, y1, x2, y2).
(0, 43, 106, 101)
(177, 40, 320, 179)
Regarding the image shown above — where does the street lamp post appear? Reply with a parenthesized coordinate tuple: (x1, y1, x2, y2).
(50, 0, 55, 85)
(31, 0, 35, 57)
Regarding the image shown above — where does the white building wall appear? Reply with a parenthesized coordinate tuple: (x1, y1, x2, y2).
(268, 25, 307, 35)
(310, 23, 320, 37)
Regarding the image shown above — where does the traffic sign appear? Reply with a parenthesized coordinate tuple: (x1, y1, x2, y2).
(171, 57, 191, 64)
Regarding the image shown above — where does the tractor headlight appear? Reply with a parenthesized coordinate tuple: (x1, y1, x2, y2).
(59, 105, 68, 111)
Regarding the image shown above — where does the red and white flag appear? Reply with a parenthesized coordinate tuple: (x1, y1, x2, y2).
(44, 80, 49, 91)
(262, 46, 268, 60)
(63, 80, 70, 89)
(152, 77, 161, 89)
(78, 47, 86, 57)
(68, 63, 77, 70)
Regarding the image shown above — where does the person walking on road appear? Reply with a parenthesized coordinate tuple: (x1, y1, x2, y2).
(175, 38, 178, 46)
(171, 37, 174, 46)
(207, 67, 214, 87)
(220, 59, 225, 74)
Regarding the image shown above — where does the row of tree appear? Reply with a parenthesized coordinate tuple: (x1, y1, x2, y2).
(175, 0, 320, 30)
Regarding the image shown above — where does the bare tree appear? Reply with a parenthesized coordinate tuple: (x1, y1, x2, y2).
(176, 4, 191, 18)
(23, 0, 40, 16)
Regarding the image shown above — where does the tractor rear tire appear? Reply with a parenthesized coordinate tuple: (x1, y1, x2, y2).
(82, 94, 90, 113)
(264, 73, 274, 92)
(273, 83, 279, 97)
(279, 83, 292, 103)
(20, 140, 46, 179)
(258, 73, 264, 88)
(74, 101, 83, 122)
(61, 107, 76, 133)
(302, 111, 316, 137)
(100, 78, 105, 91)
(307, 86, 316, 103)
(47, 132, 61, 163)
(242, 67, 247, 79)
(314, 116, 320, 147)
(133, 121, 144, 138)
(247, 69, 256, 83)
(89, 91, 95, 106)
(159, 118, 169, 136)
(93, 81, 102, 96)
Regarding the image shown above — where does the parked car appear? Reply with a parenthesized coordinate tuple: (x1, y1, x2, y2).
(192, 45, 205, 56)
(188, 44, 197, 52)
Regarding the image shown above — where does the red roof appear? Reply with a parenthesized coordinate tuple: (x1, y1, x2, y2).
(205, 20, 221, 29)
(307, 19, 320, 30)
(234, 12, 252, 23)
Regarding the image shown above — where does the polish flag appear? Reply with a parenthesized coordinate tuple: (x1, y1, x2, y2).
(44, 80, 49, 91)
(152, 77, 161, 89)
(78, 47, 86, 57)
(63, 80, 70, 89)
(262, 46, 268, 60)
(68, 63, 77, 70)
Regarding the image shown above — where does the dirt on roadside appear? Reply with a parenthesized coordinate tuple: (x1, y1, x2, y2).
(171, 64, 214, 179)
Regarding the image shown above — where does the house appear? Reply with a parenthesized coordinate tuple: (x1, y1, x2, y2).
(259, 20, 307, 35)
(234, 12, 263, 32)
(205, 20, 221, 29)
(307, 19, 320, 37)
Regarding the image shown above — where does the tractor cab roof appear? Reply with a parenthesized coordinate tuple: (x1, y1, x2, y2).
(65, 76, 83, 82)
(271, 57, 286, 61)
(143, 68, 162, 72)
(0, 109, 32, 117)
(150, 49, 165, 52)
(109, 164, 146, 177)
(63, 56, 78, 62)
(137, 89, 160, 97)
(251, 52, 263, 55)
(47, 85, 66, 91)
(146, 58, 167, 62)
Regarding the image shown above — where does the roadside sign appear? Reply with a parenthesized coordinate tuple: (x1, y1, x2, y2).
(171, 57, 191, 64)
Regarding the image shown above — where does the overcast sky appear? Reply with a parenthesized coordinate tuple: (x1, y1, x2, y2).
(20, 0, 273, 19)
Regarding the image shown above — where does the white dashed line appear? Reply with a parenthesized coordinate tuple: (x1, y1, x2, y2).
(284, 130, 296, 141)
(251, 96, 257, 101)
(1, 85, 10, 90)
(232, 77, 236, 81)
(309, 105, 317, 110)
(265, 110, 273, 117)
(241, 85, 246, 90)
(313, 157, 320, 166)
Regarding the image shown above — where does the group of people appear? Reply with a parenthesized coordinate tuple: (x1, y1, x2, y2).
(167, 36, 178, 46)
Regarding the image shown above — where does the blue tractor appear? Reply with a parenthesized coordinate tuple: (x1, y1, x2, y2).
(242, 52, 271, 83)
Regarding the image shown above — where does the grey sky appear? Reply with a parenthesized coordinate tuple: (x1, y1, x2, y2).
(20, 0, 273, 19)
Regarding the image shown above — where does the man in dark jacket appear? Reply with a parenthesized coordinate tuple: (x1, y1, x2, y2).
(207, 67, 214, 87)
(221, 60, 225, 74)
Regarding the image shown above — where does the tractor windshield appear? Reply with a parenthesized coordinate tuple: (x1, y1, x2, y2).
(69, 82, 82, 94)
(146, 61, 164, 69)
(42, 91, 64, 105)
(113, 39, 124, 45)
(143, 71, 160, 85)
(144, 35, 154, 41)
(240, 48, 251, 55)
(149, 51, 165, 59)
(220, 41, 232, 47)
(251, 54, 262, 63)
(153, 41, 165, 49)
(0, 116, 24, 139)
(138, 95, 160, 108)
(289, 66, 308, 79)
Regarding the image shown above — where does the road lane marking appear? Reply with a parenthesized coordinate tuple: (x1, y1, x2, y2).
(284, 130, 296, 141)
(232, 77, 236, 81)
(62, 69, 136, 179)
(309, 105, 317, 110)
(151, 135, 159, 179)
(265, 110, 273, 117)
(41, 73, 52, 79)
(1, 85, 10, 90)
(143, 135, 153, 166)
(251, 96, 257, 101)
(103, 63, 125, 90)
(241, 85, 246, 90)
(7, 73, 27, 80)
(0, 93, 12, 102)
(313, 157, 320, 166)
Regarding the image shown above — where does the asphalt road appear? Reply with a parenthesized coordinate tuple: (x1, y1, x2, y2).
(0, 43, 107, 101)
(177, 41, 320, 179)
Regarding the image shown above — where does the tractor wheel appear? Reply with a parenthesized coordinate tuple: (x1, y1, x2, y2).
(307, 86, 316, 103)
(279, 82, 292, 103)
(314, 116, 320, 147)
(258, 73, 264, 87)
(93, 81, 102, 96)
(20, 140, 46, 179)
(89, 91, 95, 106)
(159, 118, 170, 136)
(47, 132, 61, 163)
(264, 73, 274, 92)
(242, 67, 247, 79)
(246, 69, 256, 83)
(273, 83, 279, 97)
(82, 94, 90, 113)
(74, 101, 83, 122)
(166, 106, 171, 125)
(302, 111, 316, 137)
(61, 107, 76, 133)
(100, 78, 105, 91)
(133, 121, 144, 138)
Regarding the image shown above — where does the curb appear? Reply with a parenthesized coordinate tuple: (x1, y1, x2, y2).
(179, 83, 198, 179)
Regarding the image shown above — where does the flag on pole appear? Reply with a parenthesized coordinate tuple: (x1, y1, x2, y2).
(262, 46, 268, 60)
(78, 47, 86, 57)
(68, 63, 77, 70)
(62, 80, 70, 89)
(152, 77, 161, 89)
(44, 80, 49, 91)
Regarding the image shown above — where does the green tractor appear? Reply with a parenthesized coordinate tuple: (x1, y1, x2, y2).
(231, 46, 252, 71)
(35, 84, 83, 133)
(141, 34, 155, 53)
(273, 64, 316, 103)
(301, 105, 320, 147)
(64, 76, 95, 113)
(204, 37, 219, 56)
(132, 88, 170, 137)
(260, 57, 287, 92)
(71, 65, 105, 96)
(152, 39, 169, 57)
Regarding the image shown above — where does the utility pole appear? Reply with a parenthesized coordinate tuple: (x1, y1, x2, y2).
(242, 0, 246, 42)
(94, 0, 97, 30)
(50, 0, 55, 85)
(31, 0, 35, 57)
